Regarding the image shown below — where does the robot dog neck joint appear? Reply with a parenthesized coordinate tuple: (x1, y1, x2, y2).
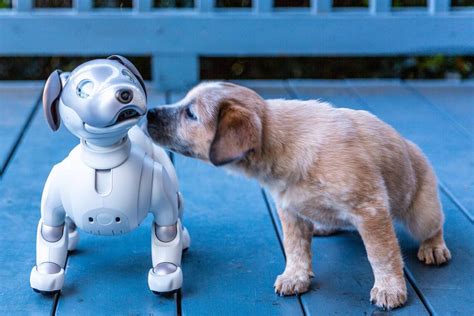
(80, 136, 131, 169)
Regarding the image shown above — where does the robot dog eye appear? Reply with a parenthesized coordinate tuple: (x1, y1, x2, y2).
(122, 69, 135, 83)
(116, 89, 133, 104)
(76, 79, 94, 99)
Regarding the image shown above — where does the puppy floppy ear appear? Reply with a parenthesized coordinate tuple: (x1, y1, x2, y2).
(209, 100, 261, 166)
(43, 70, 64, 131)
(107, 55, 147, 99)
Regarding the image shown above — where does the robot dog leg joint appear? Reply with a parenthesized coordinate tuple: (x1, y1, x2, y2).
(148, 221, 183, 294)
(30, 220, 68, 293)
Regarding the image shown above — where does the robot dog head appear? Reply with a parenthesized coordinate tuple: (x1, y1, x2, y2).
(43, 55, 147, 144)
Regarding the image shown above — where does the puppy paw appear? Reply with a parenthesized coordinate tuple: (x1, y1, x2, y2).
(370, 283, 407, 310)
(274, 270, 312, 296)
(418, 243, 451, 265)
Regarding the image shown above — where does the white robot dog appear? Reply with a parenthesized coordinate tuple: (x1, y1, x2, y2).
(30, 55, 190, 295)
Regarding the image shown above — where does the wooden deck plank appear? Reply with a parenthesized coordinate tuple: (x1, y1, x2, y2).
(55, 90, 179, 315)
(346, 81, 473, 221)
(0, 84, 41, 175)
(2, 80, 471, 315)
(285, 81, 429, 315)
(171, 87, 303, 315)
(396, 194, 474, 315)
(0, 91, 76, 315)
(407, 81, 474, 137)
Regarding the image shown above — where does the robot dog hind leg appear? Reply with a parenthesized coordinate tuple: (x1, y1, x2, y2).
(66, 216, 80, 251)
(147, 163, 185, 295)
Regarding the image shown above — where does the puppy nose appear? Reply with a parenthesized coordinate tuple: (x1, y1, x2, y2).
(147, 109, 155, 121)
(116, 89, 133, 104)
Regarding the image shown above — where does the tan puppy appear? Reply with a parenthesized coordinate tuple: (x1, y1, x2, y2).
(146, 82, 451, 310)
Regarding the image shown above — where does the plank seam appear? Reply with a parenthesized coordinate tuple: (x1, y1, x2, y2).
(403, 268, 436, 316)
(261, 189, 307, 316)
(261, 189, 284, 257)
(403, 82, 472, 139)
(344, 81, 474, 223)
(52, 253, 70, 316)
(439, 181, 474, 223)
(0, 91, 42, 177)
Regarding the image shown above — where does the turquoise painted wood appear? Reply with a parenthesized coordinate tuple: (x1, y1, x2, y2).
(407, 81, 474, 137)
(397, 191, 474, 315)
(0, 84, 41, 175)
(282, 82, 429, 315)
(171, 91, 303, 315)
(0, 89, 75, 315)
(0, 1, 473, 90)
(0, 80, 473, 315)
(54, 91, 180, 315)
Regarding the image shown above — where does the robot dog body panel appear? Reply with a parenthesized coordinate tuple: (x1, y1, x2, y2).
(50, 135, 159, 236)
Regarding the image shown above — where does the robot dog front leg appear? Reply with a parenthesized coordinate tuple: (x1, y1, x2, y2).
(148, 164, 184, 294)
(30, 166, 69, 294)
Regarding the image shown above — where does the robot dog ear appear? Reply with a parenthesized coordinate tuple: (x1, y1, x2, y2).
(107, 55, 147, 99)
(43, 70, 63, 131)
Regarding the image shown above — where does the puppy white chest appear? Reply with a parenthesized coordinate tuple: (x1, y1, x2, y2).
(57, 141, 153, 236)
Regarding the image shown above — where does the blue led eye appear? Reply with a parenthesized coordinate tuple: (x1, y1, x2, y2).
(76, 80, 94, 99)
(122, 69, 135, 83)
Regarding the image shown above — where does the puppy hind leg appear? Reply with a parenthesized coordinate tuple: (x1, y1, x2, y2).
(274, 208, 313, 296)
(355, 203, 407, 310)
(403, 171, 451, 265)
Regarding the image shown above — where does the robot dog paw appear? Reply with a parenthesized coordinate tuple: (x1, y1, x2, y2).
(182, 226, 191, 252)
(148, 263, 183, 295)
(30, 263, 65, 293)
(68, 229, 80, 252)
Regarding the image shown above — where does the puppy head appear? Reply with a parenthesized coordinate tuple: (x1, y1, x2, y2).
(147, 82, 264, 166)
(43, 55, 147, 144)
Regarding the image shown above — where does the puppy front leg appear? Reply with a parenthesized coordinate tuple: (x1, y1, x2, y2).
(355, 205, 407, 310)
(274, 208, 313, 295)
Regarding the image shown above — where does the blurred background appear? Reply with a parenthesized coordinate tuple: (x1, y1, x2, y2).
(0, 0, 473, 82)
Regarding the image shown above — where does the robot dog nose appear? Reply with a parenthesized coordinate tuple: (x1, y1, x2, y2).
(116, 89, 133, 104)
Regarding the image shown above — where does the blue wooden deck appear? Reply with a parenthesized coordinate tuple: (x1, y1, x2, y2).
(0, 80, 472, 315)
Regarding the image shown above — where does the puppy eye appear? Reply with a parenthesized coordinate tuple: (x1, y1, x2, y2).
(185, 106, 198, 121)
(76, 79, 94, 99)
